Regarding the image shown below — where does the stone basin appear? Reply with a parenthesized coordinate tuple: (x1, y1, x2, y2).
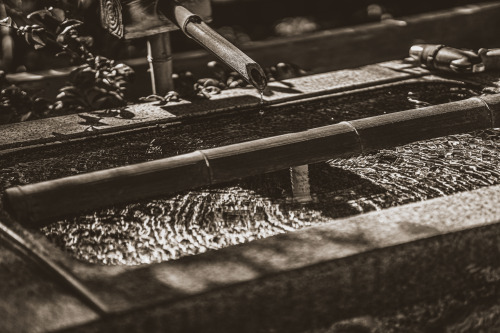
(2, 3, 500, 332)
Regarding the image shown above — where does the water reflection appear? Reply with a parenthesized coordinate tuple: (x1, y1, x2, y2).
(41, 128, 500, 265)
(42, 186, 329, 265)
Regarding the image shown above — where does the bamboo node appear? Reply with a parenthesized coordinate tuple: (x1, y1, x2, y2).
(197, 150, 213, 185)
(341, 120, 364, 153)
(470, 96, 494, 128)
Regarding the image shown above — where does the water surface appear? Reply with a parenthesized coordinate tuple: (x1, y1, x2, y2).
(2, 82, 497, 265)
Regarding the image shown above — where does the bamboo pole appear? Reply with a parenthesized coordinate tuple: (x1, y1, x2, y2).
(158, 1, 267, 91)
(147, 32, 174, 95)
(4, 94, 500, 225)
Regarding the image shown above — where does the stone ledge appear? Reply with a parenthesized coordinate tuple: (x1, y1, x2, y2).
(0, 61, 426, 152)
(43, 183, 500, 332)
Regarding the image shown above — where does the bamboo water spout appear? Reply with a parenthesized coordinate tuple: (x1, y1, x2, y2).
(158, 1, 267, 91)
(4, 94, 500, 225)
(99, 0, 267, 94)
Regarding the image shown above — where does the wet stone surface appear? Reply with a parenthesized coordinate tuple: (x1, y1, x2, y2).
(308, 265, 500, 332)
(0, 81, 497, 266)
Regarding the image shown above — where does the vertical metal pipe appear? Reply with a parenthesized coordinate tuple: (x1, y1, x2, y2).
(147, 32, 174, 96)
(290, 165, 313, 204)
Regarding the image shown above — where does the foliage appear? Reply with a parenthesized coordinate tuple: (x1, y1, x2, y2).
(0, 70, 50, 124)
(0, 6, 134, 122)
(0, 5, 305, 123)
(53, 56, 133, 114)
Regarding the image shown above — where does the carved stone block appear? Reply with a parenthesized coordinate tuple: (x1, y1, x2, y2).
(100, 0, 211, 39)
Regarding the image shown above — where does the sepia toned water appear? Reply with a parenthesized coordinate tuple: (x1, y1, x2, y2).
(39, 128, 500, 265)
(2, 82, 499, 265)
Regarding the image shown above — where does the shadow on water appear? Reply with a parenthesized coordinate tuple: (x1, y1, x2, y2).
(238, 163, 387, 219)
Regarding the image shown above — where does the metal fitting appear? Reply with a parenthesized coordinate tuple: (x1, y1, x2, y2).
(409, 44, 484, 73)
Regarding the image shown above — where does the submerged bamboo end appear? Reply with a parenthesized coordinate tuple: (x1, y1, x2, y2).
(3, 187, 31, 224)
(480, 94, 500, 127)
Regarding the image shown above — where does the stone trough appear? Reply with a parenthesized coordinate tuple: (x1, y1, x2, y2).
(1, 3, 500, 332)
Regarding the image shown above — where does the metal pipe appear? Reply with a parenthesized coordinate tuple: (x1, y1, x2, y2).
(158, 0, 267, 91)
(290, 165, 313, 204)
(4, 94, 500, 225)
(147, 32, 174, 95)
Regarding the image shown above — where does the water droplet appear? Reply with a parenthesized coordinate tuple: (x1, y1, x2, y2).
(257, 90, 265, 115)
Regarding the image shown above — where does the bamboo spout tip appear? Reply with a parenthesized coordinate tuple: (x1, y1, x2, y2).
(247, 64, 267, 91)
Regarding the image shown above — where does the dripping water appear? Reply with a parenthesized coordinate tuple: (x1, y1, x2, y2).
(259, 90, 265, 116)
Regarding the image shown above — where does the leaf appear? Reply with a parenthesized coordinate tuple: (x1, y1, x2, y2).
(57, 19, 83, 34)
(57, 24, 82, 44)
(76, 36, 93, 47)
(0, 17, 17, 29)
(27, 9, 52, 21)
(92, 96, 113, 109)
(119, 109, 135, 119)
(55, 51, 70, 58)
(59, 86, 80, 93)
(92, 109, 120, 117)
(56, 91, 78, 100)
(48, 7, 66, 22)
(27, 9, 64, 32)
(23, 26, 47, 49)
(19, 111, 32, 122)
(108, 90, 125, 103)
(85, 87, 106, 105)
(114, 63, 134, 78)
(32, 37, 47, 49)
(139, 95, 164, 102)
